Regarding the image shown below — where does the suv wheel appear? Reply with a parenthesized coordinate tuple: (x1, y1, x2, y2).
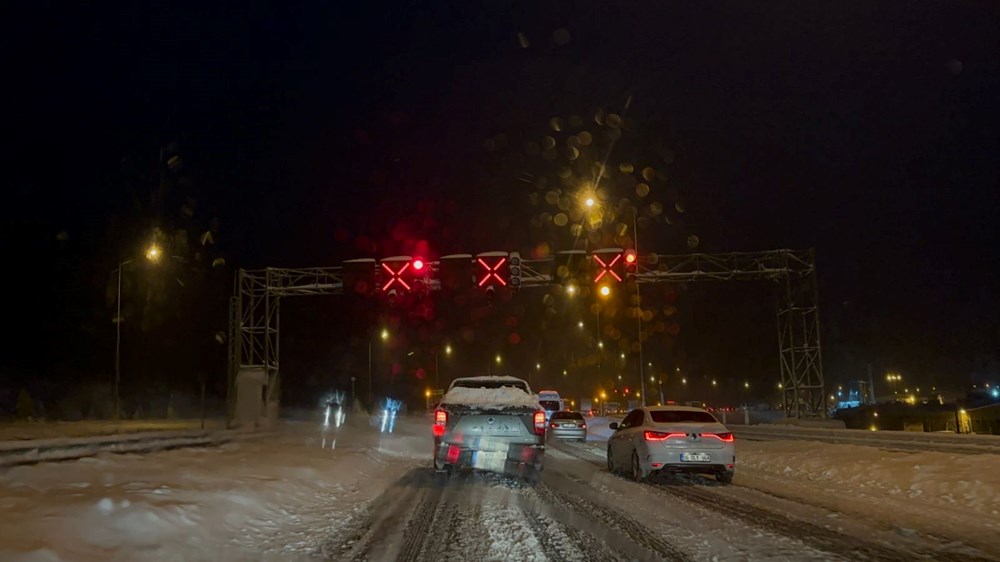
(607, 445, 615, 473)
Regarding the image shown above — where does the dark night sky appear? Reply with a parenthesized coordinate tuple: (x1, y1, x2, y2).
(3, 1, 998, 408)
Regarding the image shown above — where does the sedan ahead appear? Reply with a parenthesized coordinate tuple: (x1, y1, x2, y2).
(607, 406, 735, 484)
(546, 411, 587, 441)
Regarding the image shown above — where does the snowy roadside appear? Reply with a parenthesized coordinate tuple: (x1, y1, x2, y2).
(733, 440, 1000, 553)
(567, 425, 1000, 556)
(0, 422, 278, 468)
(0, 430, 235, 468)
(0, 417, 430, 562)
(0, 419, 227, 441)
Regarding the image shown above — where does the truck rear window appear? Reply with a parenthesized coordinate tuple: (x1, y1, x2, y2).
(539, 400, 561, 411)
(451, 380, 529, 392)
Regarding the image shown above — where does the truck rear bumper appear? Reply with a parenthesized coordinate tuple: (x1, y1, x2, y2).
(435, 440, 544, 474)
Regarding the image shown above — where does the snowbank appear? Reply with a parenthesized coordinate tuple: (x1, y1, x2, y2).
(440, 386, 540, 410)
(724, 439, 1000, 552)
(0, 417, 430, 562)
(0, 420, 226, 442)
(739, 440, 1000, 518)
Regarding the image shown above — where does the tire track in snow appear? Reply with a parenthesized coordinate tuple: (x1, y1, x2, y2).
(514, 489, 622, 562)
(534, 481, 692, 562)
(395, 495, 441, 561)
(661, 484, 996, 562)
(423, 502, 491, 560)
(319, 468, 439, 560)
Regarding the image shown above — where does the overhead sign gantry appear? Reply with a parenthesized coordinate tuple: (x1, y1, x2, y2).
(228, 248, 825, 425)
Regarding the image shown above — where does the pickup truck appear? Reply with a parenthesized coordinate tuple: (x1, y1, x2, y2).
(432, 375, 546, 480)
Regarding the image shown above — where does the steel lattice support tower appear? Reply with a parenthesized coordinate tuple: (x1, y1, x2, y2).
(228, 268, 345, 424)
(775, 250, 826, 418)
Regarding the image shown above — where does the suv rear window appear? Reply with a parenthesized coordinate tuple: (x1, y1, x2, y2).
(650, 410, 718, 424)
(551, 411, 584, 420)
(539, 400, 561, 411)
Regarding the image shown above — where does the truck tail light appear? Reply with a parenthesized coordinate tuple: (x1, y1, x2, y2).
(433, 409, 447, 437)
(533, 411, 546, 435)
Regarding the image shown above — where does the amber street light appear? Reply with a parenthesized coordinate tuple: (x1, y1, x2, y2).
(113, 243, 162, 420)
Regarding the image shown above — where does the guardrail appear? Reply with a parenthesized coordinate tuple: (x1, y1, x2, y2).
(0, 429, 245, 468)
(732, 425, 1000, 455)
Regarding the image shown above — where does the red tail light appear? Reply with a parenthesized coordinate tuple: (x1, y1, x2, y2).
(533, 411, 546, 435)
(433, 409, 447, 437)
(644, 431, 687, 441)
(703, 432, 734, 442)
(550, 423, 558, 428)
(580, 424, 586, 429)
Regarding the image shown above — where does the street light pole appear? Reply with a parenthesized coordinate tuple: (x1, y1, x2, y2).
(111, 244, 162, 422)
(114, 261, 125, 420)
(634, 210, 646, 406)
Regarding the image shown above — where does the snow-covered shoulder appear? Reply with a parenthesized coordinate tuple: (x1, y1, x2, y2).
(440, 386, 540, 410)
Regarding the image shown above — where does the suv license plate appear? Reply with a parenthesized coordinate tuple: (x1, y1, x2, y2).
(680, 452, 711, 463)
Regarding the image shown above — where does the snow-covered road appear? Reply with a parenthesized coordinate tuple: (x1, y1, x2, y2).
(2, 415, 998, 561)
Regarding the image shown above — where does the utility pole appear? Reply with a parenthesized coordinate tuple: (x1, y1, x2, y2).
(867, 363, 876, 404)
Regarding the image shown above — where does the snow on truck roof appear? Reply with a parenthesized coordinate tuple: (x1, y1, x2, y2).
(451, 375, 526, 383)
(441, 377, 540, 409)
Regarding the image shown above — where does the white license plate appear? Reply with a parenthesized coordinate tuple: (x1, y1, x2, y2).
(472, 451, 508, 471)
(680, 452, 712, 463)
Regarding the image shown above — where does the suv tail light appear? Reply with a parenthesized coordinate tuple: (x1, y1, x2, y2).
(644, 431, 686, 441)
(433, 409, 447, 437)
(703, 432, 735, 442)
(533, 411, 546, 435)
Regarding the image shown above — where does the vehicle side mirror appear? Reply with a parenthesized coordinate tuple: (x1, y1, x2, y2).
(608, 422, 619, 430)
